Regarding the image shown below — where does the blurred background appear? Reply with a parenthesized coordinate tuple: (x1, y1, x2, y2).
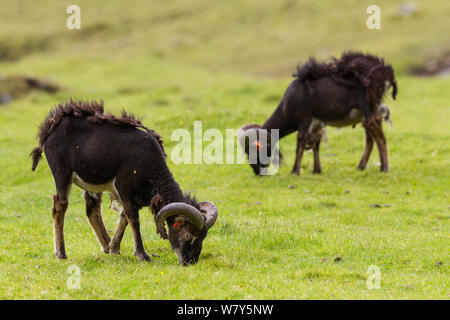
(1, 0, 449, 186)
(0, 0, 449, 299)
(0, 0, 449, 171)
(1, 0, 449, 84)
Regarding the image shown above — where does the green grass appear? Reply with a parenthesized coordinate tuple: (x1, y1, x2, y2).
(0, 0, 449, 299)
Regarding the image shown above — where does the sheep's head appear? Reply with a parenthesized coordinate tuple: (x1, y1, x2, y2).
(151, 195, 218, 265)
(238, 124, 280, 175)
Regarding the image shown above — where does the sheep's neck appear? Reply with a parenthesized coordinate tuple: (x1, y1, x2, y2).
(262, 105, 296, 139)
(155, 171, 185, 204)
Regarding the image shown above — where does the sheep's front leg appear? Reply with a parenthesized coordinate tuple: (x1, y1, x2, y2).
(312, 139, 322, 174)
(291, 132, 305, 175)
(84, 192, 111, 253)
(124, 206, 151, 262)
(357, 128, 374, 170)
(109, 211, 128, 255)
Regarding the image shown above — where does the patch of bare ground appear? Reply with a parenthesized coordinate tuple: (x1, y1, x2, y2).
(409, 50, 450, 77)
(0, 75, 59, 105)
(0, 36, 50, 62)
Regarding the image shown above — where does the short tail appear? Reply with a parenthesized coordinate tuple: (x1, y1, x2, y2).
(30, 147, 43, 171)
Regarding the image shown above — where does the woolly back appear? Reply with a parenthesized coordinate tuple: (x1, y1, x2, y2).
(36, 99, 165, 155)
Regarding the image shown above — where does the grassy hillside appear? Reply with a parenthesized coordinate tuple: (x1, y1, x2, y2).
(1, 0, 449, 74)
(0, 0, 448, 299)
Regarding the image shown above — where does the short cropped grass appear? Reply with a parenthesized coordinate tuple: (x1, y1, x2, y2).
(0, 0, 448, 299)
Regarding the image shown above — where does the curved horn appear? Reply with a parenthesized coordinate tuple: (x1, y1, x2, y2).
(155, 203, 205, 239)
(199, 201, 218, 230)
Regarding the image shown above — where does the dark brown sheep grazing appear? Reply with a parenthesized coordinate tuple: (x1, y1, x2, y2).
(239, 51, 397, 175)
(30, 99, 218, 265)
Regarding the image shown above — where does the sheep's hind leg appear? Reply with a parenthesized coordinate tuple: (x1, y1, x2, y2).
(357, 128, 374, 170)
(109, 211, 128, 255)
(372, 123, 389, 172)
(312, 139, 322, 174)
(52, 181, 71, 259)
(363, 117, 389, 172)
(84, 192, 111, 253)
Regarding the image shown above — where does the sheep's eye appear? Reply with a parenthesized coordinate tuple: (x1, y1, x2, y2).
(185, 233, 192, 241)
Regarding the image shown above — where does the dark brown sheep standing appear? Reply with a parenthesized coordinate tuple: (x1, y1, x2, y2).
(239, 51, 397, 175)
(30, 100, 218, 265)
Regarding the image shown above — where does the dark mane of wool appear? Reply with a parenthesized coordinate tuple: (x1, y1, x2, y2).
(293, 51, 397, 110)
(334, 51, 383, 69)
(35, 99, 165, 155)
(292, 58, 334, 83)
(333, 51, 391, 84)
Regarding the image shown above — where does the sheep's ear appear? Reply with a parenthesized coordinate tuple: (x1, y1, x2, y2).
(150, 194, 165, 216)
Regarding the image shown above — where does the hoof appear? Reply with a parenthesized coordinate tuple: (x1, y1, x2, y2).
(55, 252, 67, 259)
(357, 163, 366, 170)
(134, 252, 151, 262)
(109, 246, 120, 255)
(290, 170, 300, 176)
